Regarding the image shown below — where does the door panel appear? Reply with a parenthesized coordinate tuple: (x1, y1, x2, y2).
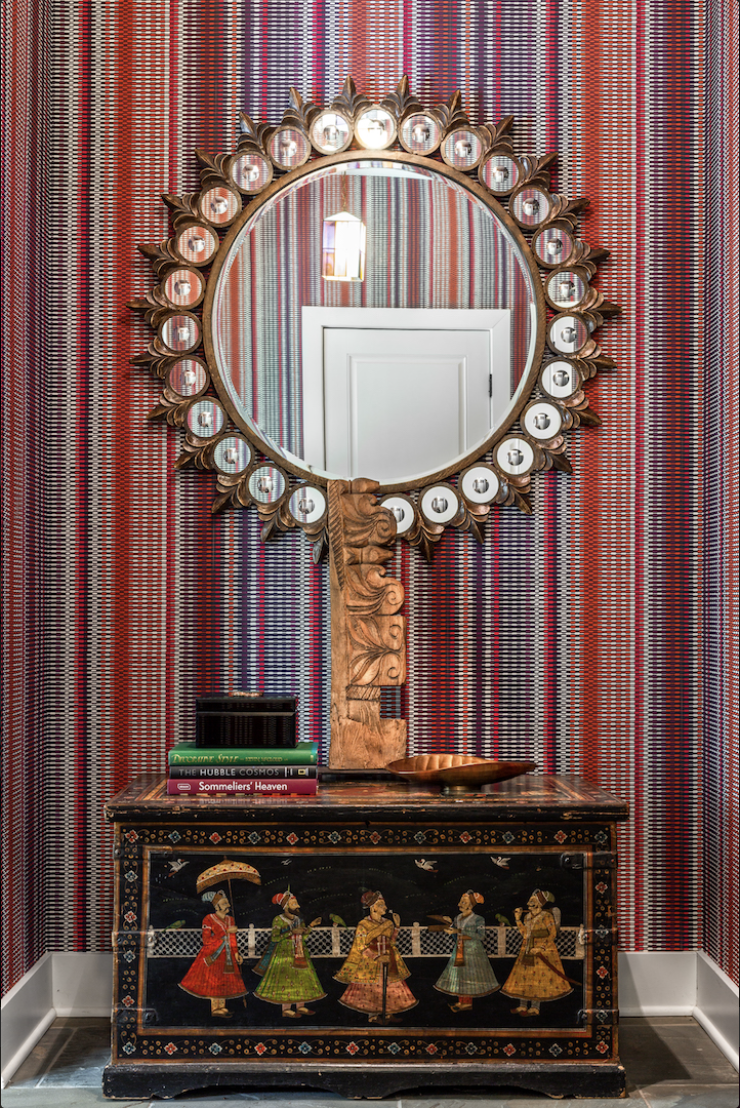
(302, 307, 511, 481)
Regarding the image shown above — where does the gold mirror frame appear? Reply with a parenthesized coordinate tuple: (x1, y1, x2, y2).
(132, 76, 619, 564)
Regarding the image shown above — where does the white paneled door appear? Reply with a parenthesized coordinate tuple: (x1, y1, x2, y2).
(302, 308, 511, 483)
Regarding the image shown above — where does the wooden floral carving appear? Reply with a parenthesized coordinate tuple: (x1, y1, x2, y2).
(327, 479, 406, 769)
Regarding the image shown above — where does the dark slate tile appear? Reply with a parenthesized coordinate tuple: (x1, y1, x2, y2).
(36, 1025, 111, 1087)
(641, 1086, 740, 1108)
(157, 1093, 498, 1106)
(627, 1017, 737, 1084)
(496, 1100, 645, 1107)
(7, 1027, 76, 1087)
(401, 1097, 643, 1107)
(620, 1017, 694, 1087)
(0, 1089, 146, 1108)
(398, 1097, 518, 1108)
(152, 1095, 350, 1106)
(47, 1018, 111, 1031)
(8, 1019, 112, 1089)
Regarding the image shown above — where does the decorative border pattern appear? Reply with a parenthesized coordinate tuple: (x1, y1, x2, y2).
(118, 821, 612, 850)
(132, 77, 619, 557)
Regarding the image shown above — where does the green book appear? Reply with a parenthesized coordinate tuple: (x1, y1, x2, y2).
(168, 742, 318, 766)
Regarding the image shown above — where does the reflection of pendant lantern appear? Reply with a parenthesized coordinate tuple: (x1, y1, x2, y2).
(322, 177, 366, 281)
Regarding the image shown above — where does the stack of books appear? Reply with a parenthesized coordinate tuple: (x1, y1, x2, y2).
(166, 694, 319, 797)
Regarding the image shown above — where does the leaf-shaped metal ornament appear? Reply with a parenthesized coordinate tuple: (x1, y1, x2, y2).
(331, 75, 370, 119)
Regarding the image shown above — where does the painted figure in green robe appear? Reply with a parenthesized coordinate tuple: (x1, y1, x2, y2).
(253, 890, 326, 1017)
(433, 890, 500, 1011)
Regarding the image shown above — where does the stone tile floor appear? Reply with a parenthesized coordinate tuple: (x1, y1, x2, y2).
(2, 1016, 737, 1107)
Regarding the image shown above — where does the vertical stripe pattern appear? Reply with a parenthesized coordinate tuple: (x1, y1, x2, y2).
(1, 0, 737, 995)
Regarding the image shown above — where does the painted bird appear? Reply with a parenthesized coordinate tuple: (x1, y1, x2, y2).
(167, 859, 189, 874)
(165, 920, 186, 930)
(415, 859, 437, 872)
(490, 856, 510, 869)
(329, 914, 347, 928)
(494, 913, 511, 927)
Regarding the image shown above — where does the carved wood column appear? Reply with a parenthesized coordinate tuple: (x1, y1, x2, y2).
(327, 479, 407, 769)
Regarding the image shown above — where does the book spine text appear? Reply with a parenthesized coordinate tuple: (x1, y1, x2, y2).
(166, 778, 319, 796)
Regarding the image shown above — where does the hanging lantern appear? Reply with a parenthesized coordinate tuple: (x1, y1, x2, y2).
(322, 209, 366, 281)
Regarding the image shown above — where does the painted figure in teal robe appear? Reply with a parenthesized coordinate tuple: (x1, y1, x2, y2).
(253, 890, 326, 1017)
(433, 890, 499, 1012)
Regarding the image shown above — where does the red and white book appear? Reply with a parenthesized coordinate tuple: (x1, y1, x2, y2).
(167, 776, 318, 796)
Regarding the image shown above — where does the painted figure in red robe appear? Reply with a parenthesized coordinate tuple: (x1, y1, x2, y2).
(179, 890, 247, 1017)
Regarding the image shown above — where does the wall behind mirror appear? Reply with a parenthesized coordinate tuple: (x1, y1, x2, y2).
(3, 0, 736, 1002)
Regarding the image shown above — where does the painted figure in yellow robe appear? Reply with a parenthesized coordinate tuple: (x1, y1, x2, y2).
(334, 890, 417, 1023)
(501, 888, 572, 1016)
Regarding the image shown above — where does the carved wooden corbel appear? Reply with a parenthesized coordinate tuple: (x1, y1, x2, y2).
(327, 479, 407, 769)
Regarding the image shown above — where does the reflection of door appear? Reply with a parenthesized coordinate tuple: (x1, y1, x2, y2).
(302, 308, 511, 482)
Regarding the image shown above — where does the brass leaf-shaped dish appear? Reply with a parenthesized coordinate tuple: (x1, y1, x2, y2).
(385, 754, 536, 792)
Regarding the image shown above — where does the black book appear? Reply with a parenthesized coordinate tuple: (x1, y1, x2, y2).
(168, 763, 317, 779)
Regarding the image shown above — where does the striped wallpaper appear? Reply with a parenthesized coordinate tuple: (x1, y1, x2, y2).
(702, 0, 738, 983)
(1, 0, 737, 997)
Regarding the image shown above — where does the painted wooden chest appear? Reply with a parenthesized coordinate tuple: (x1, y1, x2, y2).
(103, 773, 629, 1100)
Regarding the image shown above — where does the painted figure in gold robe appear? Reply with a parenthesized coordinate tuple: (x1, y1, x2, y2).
(501, 888, 572, 1016)
(334, 890, 417, 1023)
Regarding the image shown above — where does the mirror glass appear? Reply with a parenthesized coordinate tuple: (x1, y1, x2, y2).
(210, 158, 539, 487)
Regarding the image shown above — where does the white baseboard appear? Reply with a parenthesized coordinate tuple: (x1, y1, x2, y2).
(51, 952, 113, 1017)
(618, 950, 697, 1015)
(2, 950, 737, 1085)
(694, 950, 739, 1072)
(1, 952, 113, 1087)
(1, 953, 55, 1089)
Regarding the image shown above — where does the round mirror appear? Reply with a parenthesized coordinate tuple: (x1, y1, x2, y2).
(205, 153, 543, 491)
(136, 82, 618, 550)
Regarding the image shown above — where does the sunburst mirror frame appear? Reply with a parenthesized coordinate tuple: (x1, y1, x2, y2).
(131, 77, 619, 562)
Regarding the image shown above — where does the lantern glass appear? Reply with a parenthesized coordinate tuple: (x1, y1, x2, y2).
(322, 210, 366, 281)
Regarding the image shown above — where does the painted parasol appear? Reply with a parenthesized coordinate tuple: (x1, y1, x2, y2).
(196, 858, 261, 894)
(197, 859, 261, 927)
